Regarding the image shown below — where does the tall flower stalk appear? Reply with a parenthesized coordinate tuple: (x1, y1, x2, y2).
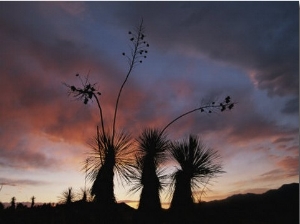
(113, 19, 149, 142)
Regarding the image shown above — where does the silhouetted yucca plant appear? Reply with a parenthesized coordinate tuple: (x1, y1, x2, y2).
(127, 97, 235, 221)
(128, 129, 169, 223)
(130, 97, 234, 215)
(76, 187, 92, 202)
(58, 187, 75, 205)
(63, 18, 236, 216)
(31, 196, 35, 208)
(85, 127, 134, 205)
(10, 197, 16, 210)
(169, 135, 224, 213)
(63, 20, 149, 207)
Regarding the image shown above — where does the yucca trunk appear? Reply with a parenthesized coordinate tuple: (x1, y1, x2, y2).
(135, 154, 162, 224)
(134, 129, 167, 223)
(138, 155, 161, 212)
(169, 170, 195, 224)
(91, 146, 116, 207)
(170, 170, 193, 211)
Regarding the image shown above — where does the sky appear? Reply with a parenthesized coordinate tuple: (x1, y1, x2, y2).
(0, 2, 299, 207)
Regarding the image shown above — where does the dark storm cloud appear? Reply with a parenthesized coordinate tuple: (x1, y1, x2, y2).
(111, 2, 298, 98)
(0, 3, 105, 169)
(0, 1, 167, 170)
(171, 87, 297, 144)
(280, 97, 299, 114)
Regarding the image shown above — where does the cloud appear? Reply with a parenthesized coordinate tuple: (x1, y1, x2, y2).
(56, 2, 86, 17)
(231, 169, 287, 190)
(281, 97, 299, 114)
(273, 137, 296, 144)
(113, 2, 298, 98)
(0, 177, 49, 186)
(276, 156, 299, 177)
(0, 2, 158, 171)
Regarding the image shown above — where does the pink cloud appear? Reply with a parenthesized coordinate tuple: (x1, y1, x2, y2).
(0, 177, 49, 187)
(57, 2, 86, 17)
(277, 156, 299, 177)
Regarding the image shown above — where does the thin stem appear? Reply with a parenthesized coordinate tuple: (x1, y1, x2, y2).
(84, 159, 88, 192)
(160, 103, 231, 136)
(112, 20, 144, 142)
(92, 93, 106, 142)
(198, 177, 211, 203)
(96, 126, 104, 166)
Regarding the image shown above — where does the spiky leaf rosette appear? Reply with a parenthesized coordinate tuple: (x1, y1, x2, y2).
(137, 128, 169, 166)
(169, 135, 224, 203)
(84, 129, 135, 186)
(128, 129, 170, 194)
(126, 128, 169, 216)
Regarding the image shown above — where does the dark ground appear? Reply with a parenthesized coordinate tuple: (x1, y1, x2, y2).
(0, 183, 298, 224)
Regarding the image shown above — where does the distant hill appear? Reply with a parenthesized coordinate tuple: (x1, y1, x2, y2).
(195, 183, 299, 224)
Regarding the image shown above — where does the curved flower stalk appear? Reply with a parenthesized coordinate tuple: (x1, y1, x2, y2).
(160, 96, 236, 136)
(62, 74, 105, 141)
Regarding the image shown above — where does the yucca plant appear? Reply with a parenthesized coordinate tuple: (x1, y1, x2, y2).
(63, 19, 236, 220)
(128, 128, 169, 223)
(168, 135, 224, 221)
(128, 96, 235, 222)
(31, 196, 35, 208)
(63, 19, 149, 208)
(58, 187, 75, 205)
(76, 187, 92, 202)
(10, 197, 16, 210)
(85, 127, 134, 206)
